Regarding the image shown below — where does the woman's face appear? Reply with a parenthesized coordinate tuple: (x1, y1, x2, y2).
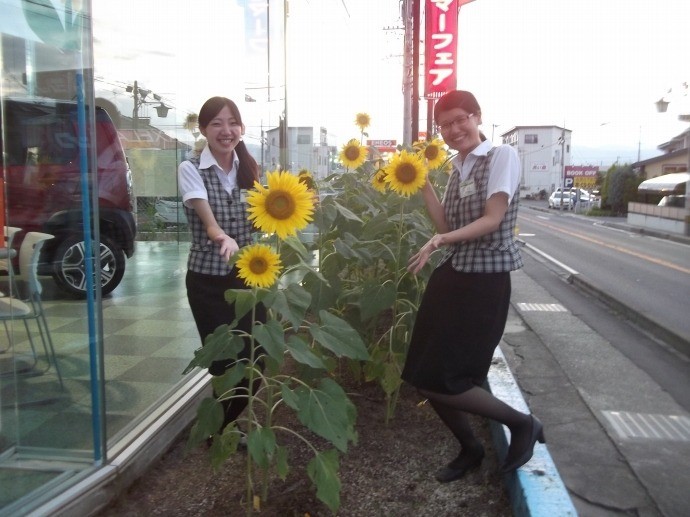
(436, 107, 482, 155)
(200, 104, 244, 157)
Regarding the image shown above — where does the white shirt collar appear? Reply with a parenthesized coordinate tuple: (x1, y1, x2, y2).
(199, 145, 239, 172)
(468, 139, 494, 157)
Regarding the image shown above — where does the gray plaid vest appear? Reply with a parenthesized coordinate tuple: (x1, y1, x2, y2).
(183, 155, 254, 275)
(438, 148, 523, 273)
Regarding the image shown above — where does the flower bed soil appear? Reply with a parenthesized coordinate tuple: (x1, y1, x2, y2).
(99, 380, 511, 516)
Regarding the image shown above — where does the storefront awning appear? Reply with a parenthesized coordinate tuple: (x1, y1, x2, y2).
(638, 173, 689, 194)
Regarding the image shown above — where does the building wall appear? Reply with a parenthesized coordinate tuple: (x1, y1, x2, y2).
(264, 126, 334, 179)
(502, 126, 571, 196)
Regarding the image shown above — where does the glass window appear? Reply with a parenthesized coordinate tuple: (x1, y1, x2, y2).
(525, 134, 538, 144)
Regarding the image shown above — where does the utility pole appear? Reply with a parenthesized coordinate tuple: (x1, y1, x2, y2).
(402, 0, 413, 145)
(560, 126, 566, 211)
(411, 0, 420, 143)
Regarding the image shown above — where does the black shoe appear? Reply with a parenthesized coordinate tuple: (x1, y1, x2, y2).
(435, 444, 485, 483)
(501, 415, 545, 473)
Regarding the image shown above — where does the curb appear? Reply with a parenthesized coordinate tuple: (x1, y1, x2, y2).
(487, 347, 577, 516)
(518, 238, 690, 357)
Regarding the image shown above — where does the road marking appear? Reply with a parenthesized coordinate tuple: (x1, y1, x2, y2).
(516, 302, 568, 312)
(519, 214, 690, 275)
(602, 411, 690, 441)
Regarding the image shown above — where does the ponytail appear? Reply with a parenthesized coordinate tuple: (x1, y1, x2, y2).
(235, 140, 260, 188)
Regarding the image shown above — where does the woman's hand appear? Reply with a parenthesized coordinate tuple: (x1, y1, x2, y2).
(213, 233, 239, 263)
(408, 234, 445, 274)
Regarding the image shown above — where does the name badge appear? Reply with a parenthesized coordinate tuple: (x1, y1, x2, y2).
(459, 179, 477, 198)
(240, 189, 248, 203)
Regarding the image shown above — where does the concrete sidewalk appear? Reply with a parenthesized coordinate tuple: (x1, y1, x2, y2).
(501, 269, 690, 517)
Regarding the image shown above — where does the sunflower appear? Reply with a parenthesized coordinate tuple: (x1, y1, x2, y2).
(339, 139, 369, 170)
(236, 243, 282, 288)
(246, 170, 315, 239)
(297, 169, 316, 191)
(385, 150, 427, 197)
(419, 137, 448, 169)
(355, 112, 371, 131)
(372, 167, 388, 193)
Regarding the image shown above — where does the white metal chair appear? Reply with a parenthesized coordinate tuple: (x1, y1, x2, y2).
(0, 231, 64, 388)
(0, 226, 22, 280)
(0, 226, 22, 351)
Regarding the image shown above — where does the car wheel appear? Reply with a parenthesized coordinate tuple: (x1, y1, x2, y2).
(52, 234, 126, 297)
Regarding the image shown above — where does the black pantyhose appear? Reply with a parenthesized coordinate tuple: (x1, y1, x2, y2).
(420, 386, 534, 467)
(429, 400, 480, 449)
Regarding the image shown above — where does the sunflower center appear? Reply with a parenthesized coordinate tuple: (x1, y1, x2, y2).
(344, 146, 361, 161)
(249, 256, 268, 275)
(425, 146, 439, 160)
(396, 163, 418, 184)
(265, 190, 295, 220)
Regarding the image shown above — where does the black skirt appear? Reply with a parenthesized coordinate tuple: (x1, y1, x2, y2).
(186, 269, 267, 376)
(401, 260, 511, 395)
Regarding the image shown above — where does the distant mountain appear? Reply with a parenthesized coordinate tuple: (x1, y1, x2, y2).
(570, 144, 662, 168)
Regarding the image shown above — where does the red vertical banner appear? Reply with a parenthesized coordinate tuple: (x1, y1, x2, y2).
(424, 0, 458, 99)
(0, 178, 5, 243)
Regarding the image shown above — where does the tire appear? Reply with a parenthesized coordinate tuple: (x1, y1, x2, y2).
(52, 234, 126, 297)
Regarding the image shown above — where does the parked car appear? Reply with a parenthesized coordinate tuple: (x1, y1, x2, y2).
(1, 98, 136, 296)
(556, 187, 592, 202)
(548, 191, 575, 209)
(658, 195, 685, 208)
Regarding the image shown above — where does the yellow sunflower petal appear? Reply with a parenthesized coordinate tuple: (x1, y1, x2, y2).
(236, 243, 282, 288)
(422, 137, 448, 169)
(355, 112, 371, 131)
(372, 168, 388, 193)
(385, 150, 427, 197)
(339, 139, 369, 170)
(297, 169, 316, 191)
(246, 170, 315, 239)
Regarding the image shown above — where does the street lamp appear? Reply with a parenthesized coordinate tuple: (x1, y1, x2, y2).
(126, 80, 170, 128)
(655, 83, 690, 236)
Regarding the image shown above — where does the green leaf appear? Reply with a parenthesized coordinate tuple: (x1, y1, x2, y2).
(307, 449, 341, 513)
(211, 362, 247, 398)
(359, 280, 397, 320)
(293, 378, 357, 452)
(285, 335, 327, 369)
(302, 271, 339, 314)
(282, 234, 310, 259)
(252, 320, 286, 363)
(266, 283, 312, 331)
(280, 383, 300, 410)
(310, 311, 370, 361)
(333, 200, 363, 223)
(247, 427, 277, 469)
(187, 397, 223, 448)
(381, 361, 403, 396)
(209, 426, 243, 469)
(332, 238, 358, 259)
(275, 445, 289, 480)
(360, 212, 396, 240)
(224, 287, 271, 325)
(182, 325, 245, 373)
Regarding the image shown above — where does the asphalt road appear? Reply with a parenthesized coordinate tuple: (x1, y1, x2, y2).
(516, 201, 690, 348)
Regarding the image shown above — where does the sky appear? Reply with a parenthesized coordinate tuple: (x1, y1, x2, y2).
(91, 0, 689, 167)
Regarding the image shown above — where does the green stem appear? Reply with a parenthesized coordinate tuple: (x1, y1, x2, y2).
(245, 292, 258, 517)
(385, 202, 406, 425)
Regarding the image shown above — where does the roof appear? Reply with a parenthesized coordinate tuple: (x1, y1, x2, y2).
(499, 125, 571, 136)
(637, 172, 689, 193)
(634, 147, 687, 167)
